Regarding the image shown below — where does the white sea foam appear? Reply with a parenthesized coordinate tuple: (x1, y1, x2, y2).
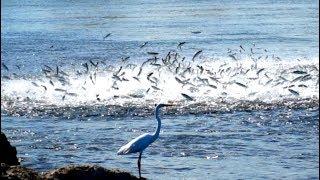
(1, 55, 318, 114)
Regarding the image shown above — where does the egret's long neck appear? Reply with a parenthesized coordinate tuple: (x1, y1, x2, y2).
(153, 106, 161, 140)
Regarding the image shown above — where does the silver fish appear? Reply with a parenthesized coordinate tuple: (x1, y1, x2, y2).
(181, 93, 194, 101)
(192, 50, 202, 61)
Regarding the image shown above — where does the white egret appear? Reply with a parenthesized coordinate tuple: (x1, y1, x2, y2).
(117, 103, 172, 178)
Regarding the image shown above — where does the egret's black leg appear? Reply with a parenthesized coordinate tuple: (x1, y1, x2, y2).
(138, 152, 142, 178)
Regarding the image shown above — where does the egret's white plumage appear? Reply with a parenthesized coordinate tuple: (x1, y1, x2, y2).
(117, 103, 171, 178)
(117, 133, 154, 155)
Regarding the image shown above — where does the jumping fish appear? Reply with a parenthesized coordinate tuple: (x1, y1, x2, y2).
(140, 42, 148, 48)
(54, 88, 66, 92)
(208, 84, 217, 89)
(177, 42, 186, 50)
(292, 70, 307, 75)
(256, 68, 265, 75)
(112, 74, 122, 81)
(42, 69, 51, 74)
(175, 77, 184, 84)
(31, 82, 39, 87)
(49, 80, 54, 86)
(229, 54, 237, 61)
(2, 63, 9, 71)
(151, 85, 161, 91)
(234, 82, 248, 88)
(121, 56, 130, 62)
(288, 89, 299, 96)
(137, 67, 143, 77)
(192, 50, 202, 61)
(191, 31, 201, 34)
(66, 92, 78, 96)
(301, 74, 311, 81)
(59, 70, 69, 77)
(56, 66, 59, 75)
(265, 79, 273, 85)
(147, 52, 159, 56)
(181, 93, 194, 101)
(240, 45, 245, 51)
(90, 60, 98, 68)
(103, 33, 111, 39)
(298, 84, 308, 88)
(196, 65, 204, 74)
(147, 72, 154, 80)
(115, 66, 122, 75)
(151, 63, 161, 67)
(41, 85, 47, 91)
(133, 76, 140, 82)
(82, 63, 89, 72)
(209, 77, 221, 84)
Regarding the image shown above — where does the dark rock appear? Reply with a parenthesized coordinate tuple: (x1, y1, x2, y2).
(0, 132, 20, 165)
(1, 163, 41, 180)
(43, 165, 145, 180)
(0, 132, 144, 179)
(1, 164, 145, 180)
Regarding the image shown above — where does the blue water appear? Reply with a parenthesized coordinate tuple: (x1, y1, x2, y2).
(2, 108, 319, 179)
(1, 0, 319, 74)
(1, 0, 319, 179)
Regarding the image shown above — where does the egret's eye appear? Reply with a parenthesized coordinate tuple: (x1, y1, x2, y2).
(154, 104, 157, 107)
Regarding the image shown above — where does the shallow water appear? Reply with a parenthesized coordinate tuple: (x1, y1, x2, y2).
(1, 0, 319, 179)
(2, 108, 319, 179)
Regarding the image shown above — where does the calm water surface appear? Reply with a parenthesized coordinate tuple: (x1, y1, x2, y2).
(1, 0, 319, 74)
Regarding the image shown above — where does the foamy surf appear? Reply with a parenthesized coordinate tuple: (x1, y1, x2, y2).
(1, 52, 318, 118)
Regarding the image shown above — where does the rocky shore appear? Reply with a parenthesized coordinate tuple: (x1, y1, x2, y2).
(0, 132, 145, 180)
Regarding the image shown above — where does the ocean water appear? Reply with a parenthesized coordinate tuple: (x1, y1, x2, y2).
(1, 0, 319, 179)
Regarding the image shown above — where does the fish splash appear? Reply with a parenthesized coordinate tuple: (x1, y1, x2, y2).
(1, 48, 319, 118)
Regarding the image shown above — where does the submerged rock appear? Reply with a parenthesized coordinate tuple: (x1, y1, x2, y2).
(43, 165, 145, 180)
(1, 164, 144, 180)
(0, 132, 20, 165)
(1, 163, 41, 180)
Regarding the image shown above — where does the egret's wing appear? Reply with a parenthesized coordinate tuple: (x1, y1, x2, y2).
(117, 133, 153, 155)
(117, 142, 133, 155)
